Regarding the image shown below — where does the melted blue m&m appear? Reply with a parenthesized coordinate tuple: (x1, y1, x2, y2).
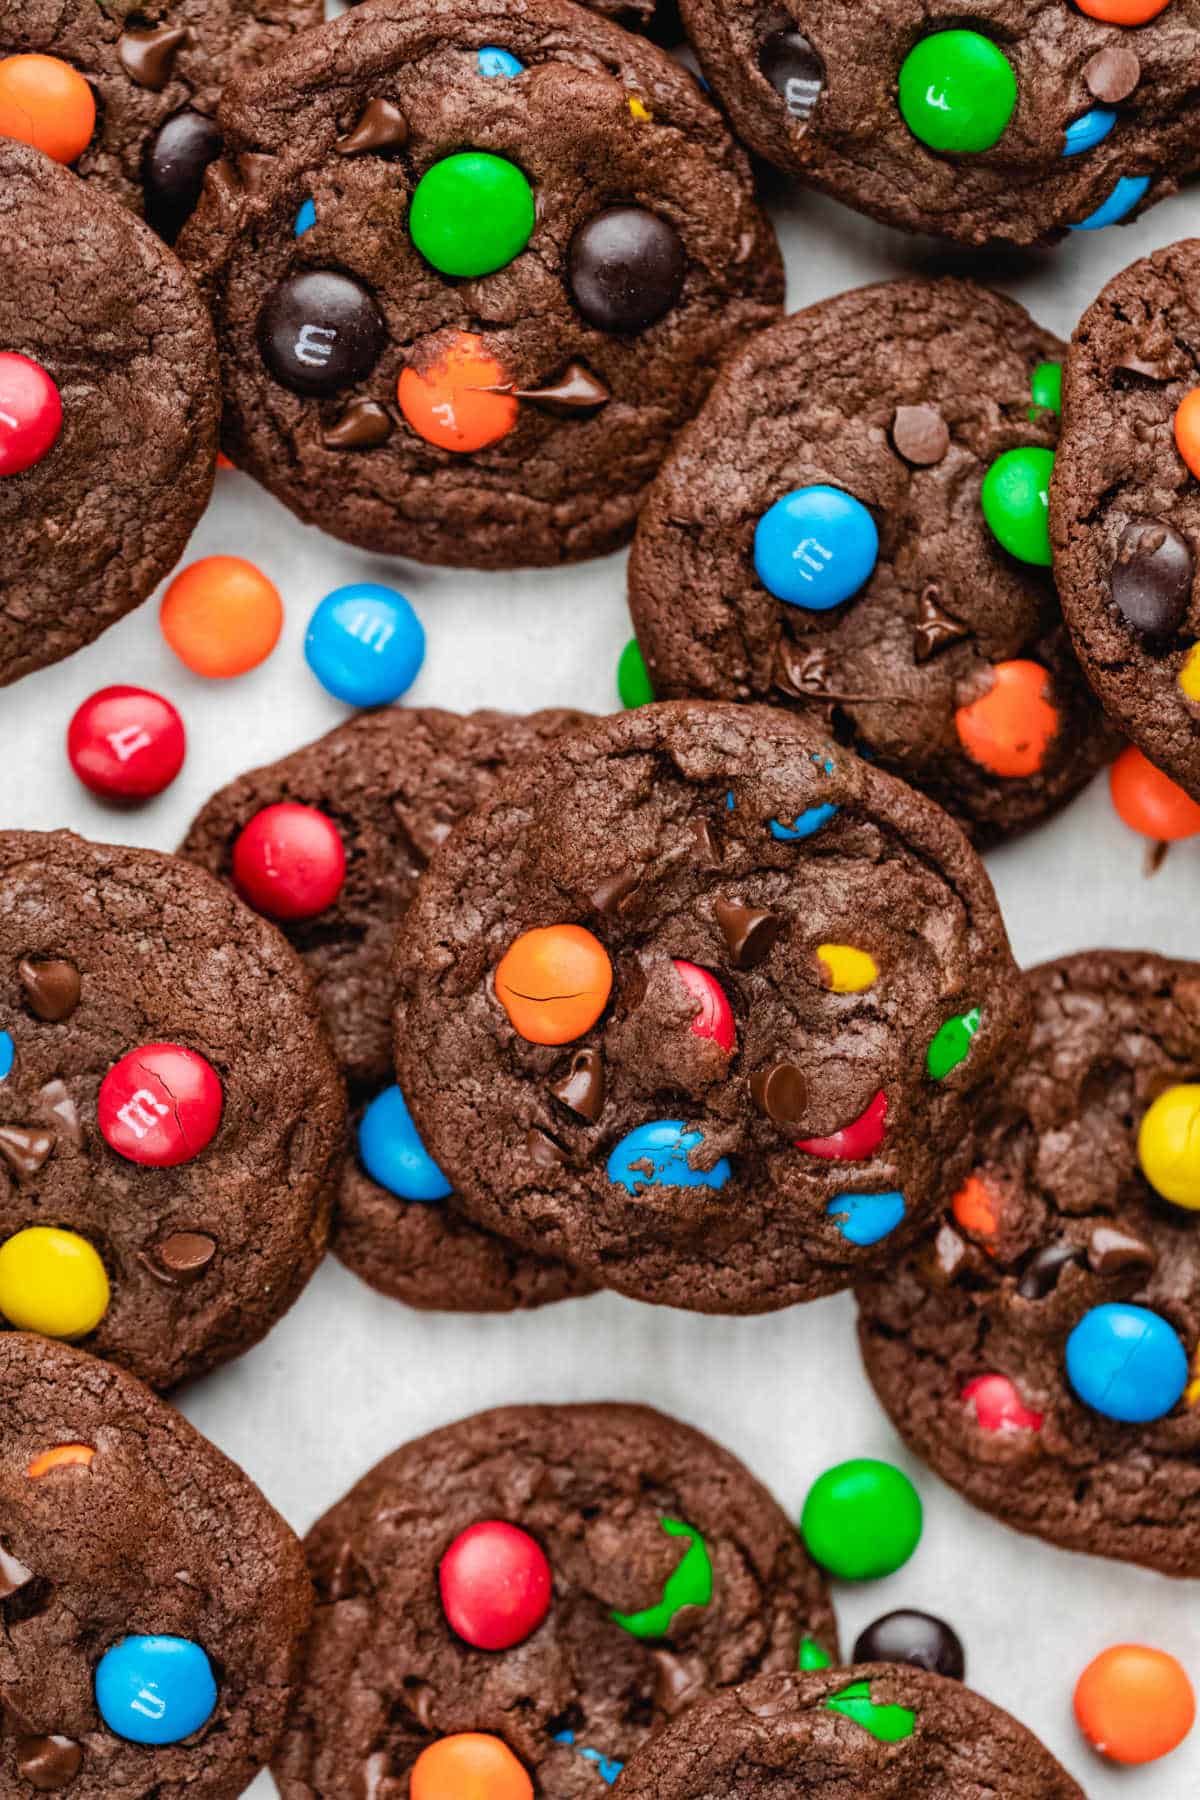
(607, 1121, 732, 1195)
(827, 1191, 906, 1246)
(1063, 107, 1116, 156)
(1066, 1303, 1188, 1423)
(771, 803, 838, 841)
(294, 197, 317, 236)
(478, 46, 525, 77)
(95, 1636, 217, 1745)
(305, 583, 425, 707)
(0, 1032, 12, 1082)
(754, 486, 878, 610)
(359, 1085, 452, 1203)
(1069, 174, 1150, 231)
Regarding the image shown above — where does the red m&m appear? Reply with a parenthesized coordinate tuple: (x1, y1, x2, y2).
(961, 1374, 1044, 1434)
(67, 686, 186, 804)
(439, 1521, 552, 1651)
(98, 1044, 223, 1167)
(0, 352, 62, 477)
(232, 803, 346, 922)
(673, 960, 735, 1053)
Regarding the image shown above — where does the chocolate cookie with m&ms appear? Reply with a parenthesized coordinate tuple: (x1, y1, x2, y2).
(0, 1331, 312, 1798)
(629, 280, 1115, 848)
(678, 0, 1200, 248)
(394, 703, 1027, 1312)
(0, 831, 343, 1391)
(177, 0, 783, 568)
(272, 1403, 837, 1798)
(858, 950, 1200, 1577)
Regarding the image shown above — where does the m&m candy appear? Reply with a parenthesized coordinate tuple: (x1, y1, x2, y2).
(439, 1521, 552, 1650)
(981, 449, 1054, 565)
(1109, 746, 1200, 841)
(411, 1734, 533, 1800)
(1063, 107, 1116, 156)
(607, 1121, 733, 1195)
(0, 352, 63, 477)
(1074, 1644, 1195, 1765)
(1137, 1085, 1200, 1208)
(478, 47, 525, 78)
(1069, 174, 1150, 232)
(1076, 0, 1171, 20)
(854, 1609, 965, 1681)
(897, 32, 1017, 155)
(955, 662, 1057, 778)
(231, 803, 346, 922)
(673, 961, 735, 1053)
(0, 1032, 13, 1082)
(0, 1227, 109, 1339)
(826, 1190, 906, 1246)
(144, 111, 225, 242)
(1174, 387, 1200, 481)
(305, 583, 425, 707)
(754, 486, 878, 609)
(67, 686, 186, 804)
(961, 1373, 1044, 1434)
(1066, 1303, 1188, 1422)
(98, 1044, 223, 1168)
(495, 926, 613, 1045)
(800, 1458, 922, 1580)
(409, 153, 535, 278)
(95, 1636, 218, 1745)
(817, 944, 878, 993)
(567, 207, 685, 333)
(398, 332, 518, 453)
(259, 270, 386, 395)
(160, 556, 283, 678)
(358, 1086, 451, 1203)
(618, 637, 655, 708)
(0, 55, 96, 165)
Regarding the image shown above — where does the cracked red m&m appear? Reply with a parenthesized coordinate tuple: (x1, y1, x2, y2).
(439, 1521, 552, 1650)
(0, 352, 62, 477)
(961, 1373, 1044, 1434)
(67, 686, 186, 803)
(98, 1044, 223, 1168)
(673, 961, 735, 1053)
(232, 803, 346, 922)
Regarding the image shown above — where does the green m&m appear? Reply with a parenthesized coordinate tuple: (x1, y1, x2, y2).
(800, 1457, 922, 1581)
(618, 636, 655, 709)
(981, 447, 1055, 567)
(898, 31, 1017, 155)
(409, 151, 535, 278)
(1029, 360, 1063, 422)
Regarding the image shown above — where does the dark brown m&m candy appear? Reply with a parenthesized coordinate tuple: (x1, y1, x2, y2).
(1110, 518, 1193, 638)
(568, 207, 685, 334)
(143, 110, 224, 243)
(258, 270, 386, 395)
(853, 1608, 965, 1681)
(758, 31, 825, 124)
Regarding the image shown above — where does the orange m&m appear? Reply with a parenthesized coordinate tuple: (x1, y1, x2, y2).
(955, 660, 1059, 778)
(1076, 0, 1171, 21)
(27, 1444, 95, 1479)
(398, 331, 518, 453)
(160, 555, 283, 678)
(952, 1174, 998, 1239)
(495, 925, 613, 1046)
(1175, 387, 1200, 481)
(1075, 1645, 1195, 1765)
(411, 1733, 533, 1800)
(0, 55, 96, 165)
(1109, 745, 1200, 840)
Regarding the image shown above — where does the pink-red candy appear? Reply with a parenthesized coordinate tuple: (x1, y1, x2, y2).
(67, 686, 185, 803)
(796, 1090, 888, 1161)
(439, 1521, 552, 1651)
(673, 960, 735, 1054)
(0, 352, 62, 477)
(231, 803, 346, 922)
(962, 1374, 1044, 1434)
(98, 1044, 223, 1167)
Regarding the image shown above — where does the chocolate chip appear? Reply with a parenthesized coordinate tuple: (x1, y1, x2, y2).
(506, 364, 611, 413)
(590, 870, 643, 915)
(1017, 1241, 1081, 1300)
(0, 1125, 55, 1180)
(14, 1735, 83, 1793)
(1084, 45, 1141, 104)
(750, 1062, 808, 1131)
(323, 398, 393, 450)
(913, 585, 970, 664)
(687, 818, 721, 866)
(892, 404, 950, 468)
(35, 1079, 81, 1146)
(715, 899, 784, 969)
(758, 31, 825, 123)
(568, 208, 685, 334)
(652, 1649, 707, 1715)
(155, 1231, 218, 1285)
(259, 271, 387, 396)
(237, 152, 276, 199)
(775, 641, 834, 698)
(1110, 518, 1193, 638)
(926, 1221, 970, 1285)
(550, 1048, 606, 1123)
(18, 957, 81, 1022)
(526, 1127, 567, 1167)
(1088, 1225, 1156, 1278)
(118, 23, 189, 90)
(336, 97, 410, 156)
(0, 1543, 34, 1599)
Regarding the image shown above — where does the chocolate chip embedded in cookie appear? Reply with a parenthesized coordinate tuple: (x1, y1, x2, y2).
(858, 950, 1200, 1577)
(272, 1403, 837, 1798)
(0, 1331, 312, 1799)
(394, 703, 1028, 1312)
(177, 0, 783, 568)
(630, 279, 1116, 847)
(678, 0, 1200, 248)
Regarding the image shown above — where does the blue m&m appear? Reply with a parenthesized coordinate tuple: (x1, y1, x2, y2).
(95, 1636, 217, 1744)
(827, 1191, 906, 1246)
(1066, 1303, 1188, 1423)
(305, 583, 425, 707)
(607, 1121, 732, 1195)
(0, 1032, 12, 1082)
(1063, 107, 1116, 156)
(754, 486, 878, 610)
(478, 46, 524, 78)
(294, 197, 316, 236)
(359, 1085, 452, 1202)
(1070, 174, 1150, 231)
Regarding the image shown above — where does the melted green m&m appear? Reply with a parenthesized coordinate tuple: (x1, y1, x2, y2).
(618, 636, 655, 708)
(927, 1006, 981, 1081)
(410, 151, 534, 278)
(1029, 361, 1063, 422)
(981, 447, 1054, 567)
(612, 1518, 713, 1638)
(898, 31, 1017, 155)
(800, 1458, 922, 1581)
(826, 1679, 916, 1743)
(799, 1637, 833, 1670)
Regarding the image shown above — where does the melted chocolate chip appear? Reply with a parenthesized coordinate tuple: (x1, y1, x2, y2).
(0, 1125, 55, 1180)
(750, 1062, 808, 1131)
(913, 586, 970, 664)
(715, 899, 783, 969)
(238, 152, 275, 198)
(590, 870, 643, 916)
(336, 97, 410, 157)
(1084, 45, 1141, 104)
(526, 1127, 567, 1167)
(688, 818, 721, 866)
(1016, 1241, 1081, 1300)
(35, 1080, 81, 1147)
(550, 1049, 606, 1123)
(323, 398, 393, 450)
(1088, 1225, 1156, 1278)
(568, 208, 685, 334)
(1110, 518, 1193, 638)
(117, 23, 189, 90)
(15, 1736, 83, 1793)
(18, 958, 81, 1022)
(652, 1649, 708, 1715)
(854, 1609, 965, 1681)
(0, 1543, 34, 1598)
(259, 271, 387, 396)
(499, 363, 611, 413)
(153, 1231, 218, 1285)
(891, 404, 950, 468)
(758, 31, 825, 123)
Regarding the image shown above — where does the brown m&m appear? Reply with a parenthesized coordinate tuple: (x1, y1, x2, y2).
(259, 271, 386, 395)
(568, 208, 686, 333)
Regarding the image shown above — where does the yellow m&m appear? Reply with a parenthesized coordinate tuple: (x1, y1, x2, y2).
(0, 1227, 109, 1339)
(1137, 1085, 1200, 1209)
(817, 944, 878, 994)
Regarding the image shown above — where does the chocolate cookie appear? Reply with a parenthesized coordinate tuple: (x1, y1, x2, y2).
(1051, 239, 1200, 799)
(679, 0, 1200, 248)
(0, 1331, 312, 1799)
(0, 0, 324, 236)
(273, 1402, 837, 1797)
(177, 0, 783, 567)
(394, 703, 1027, 1312)
(0, 142, 218, 687)
(630, 279, 1115, 848)
(180, 708, 595, 1313)
(615, 1667, 1084, 1798)
(0, 830, 343, 1391)
(858, 950, 1200, 1577)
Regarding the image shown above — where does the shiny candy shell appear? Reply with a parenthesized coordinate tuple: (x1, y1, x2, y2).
(981, 449, 1054, 566)
(1066, 1303, 1188, 1422)
(98, 1044, 222, 1168)
(412, 1734, 533, 1800)
(955, 662, 1058, 778)
(898, 31, 1017, 154)
(567, 207, 686, 334)
(67, 686, 186, 803)
(1137, 1084, 1200, 1208)
(359, 1085, 451, 1203)
(1109, 746, 1200, 841)
(439, 1521, 552, 1650)
(0, 352, 62, 477)
(398, 332, 518, 454)
(961, 1373, 1044, 1434)
(305, 583, 425, 707)
(672, 961, 735, 1053)
(853, 1609, 965, 1681)
(1063, 106, 1116, 155)
(607, 1121, 732, 1195)
(144, 110, 224, 242)
(478, 46, 524, 78)
(258, 269, 386, 396)
(410, 152, 535, 278)
(495, 925, 613, 1046)
(801, 1458, 922, 1580)
(95, 1636, 218, 1745)
(0, 1227, 109, 1339)
(232, 802, 346, 922)
(618, 637, 655, 708)
(1074, 1644, 1195, 1766)
(0, 55, 96, 165)
(1069, 174, 1150, 231)
(826, 1190, 905, 1245)
(0, 1032, 12, 1081)
(754, 486, 878, 610)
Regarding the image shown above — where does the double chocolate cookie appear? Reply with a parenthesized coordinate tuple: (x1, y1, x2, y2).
(178, 0, 783, 567)
(1051, 239, 1200, 800)
(615, 1667, 1084, 1798)
(0, 830, 343, 1391)
(858, 951, 1200, 1577)
(181, 708, 595, 1314)
(0, 0, 324, 236)
(0, 141, 217, 687)
(679, 0, 1200, 248)
(630, 279, 1115, 847)
(394, 703, 1027, 1313)
(273, 1402, 837, 1797)
(0, 1331, 312, 1799)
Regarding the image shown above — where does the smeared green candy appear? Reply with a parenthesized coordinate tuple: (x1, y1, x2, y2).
(1029, 361, 1062, 422)
(799, 1637, 833, 1671)
(826, 1679, 916, 1743)
(927, 1006, 981, 1081)
(612, 1518, 713, 1639)
(618, 636, 655, 709)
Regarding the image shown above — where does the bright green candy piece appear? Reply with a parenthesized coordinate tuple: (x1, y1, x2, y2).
(800, 1458, 922, 1581)
(799, 1637, 833, 1671)
(927, 1006, 981, 1081)
(618, 637, 655, 709)
(898, 31, 1017, 155)
(1029, 361, 1062, 422)
(826, 1680, 916, 1744)
(981, 447, 1054, 567)
(409, 152, 535, 278)
(611, 1518, 713, 1639)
